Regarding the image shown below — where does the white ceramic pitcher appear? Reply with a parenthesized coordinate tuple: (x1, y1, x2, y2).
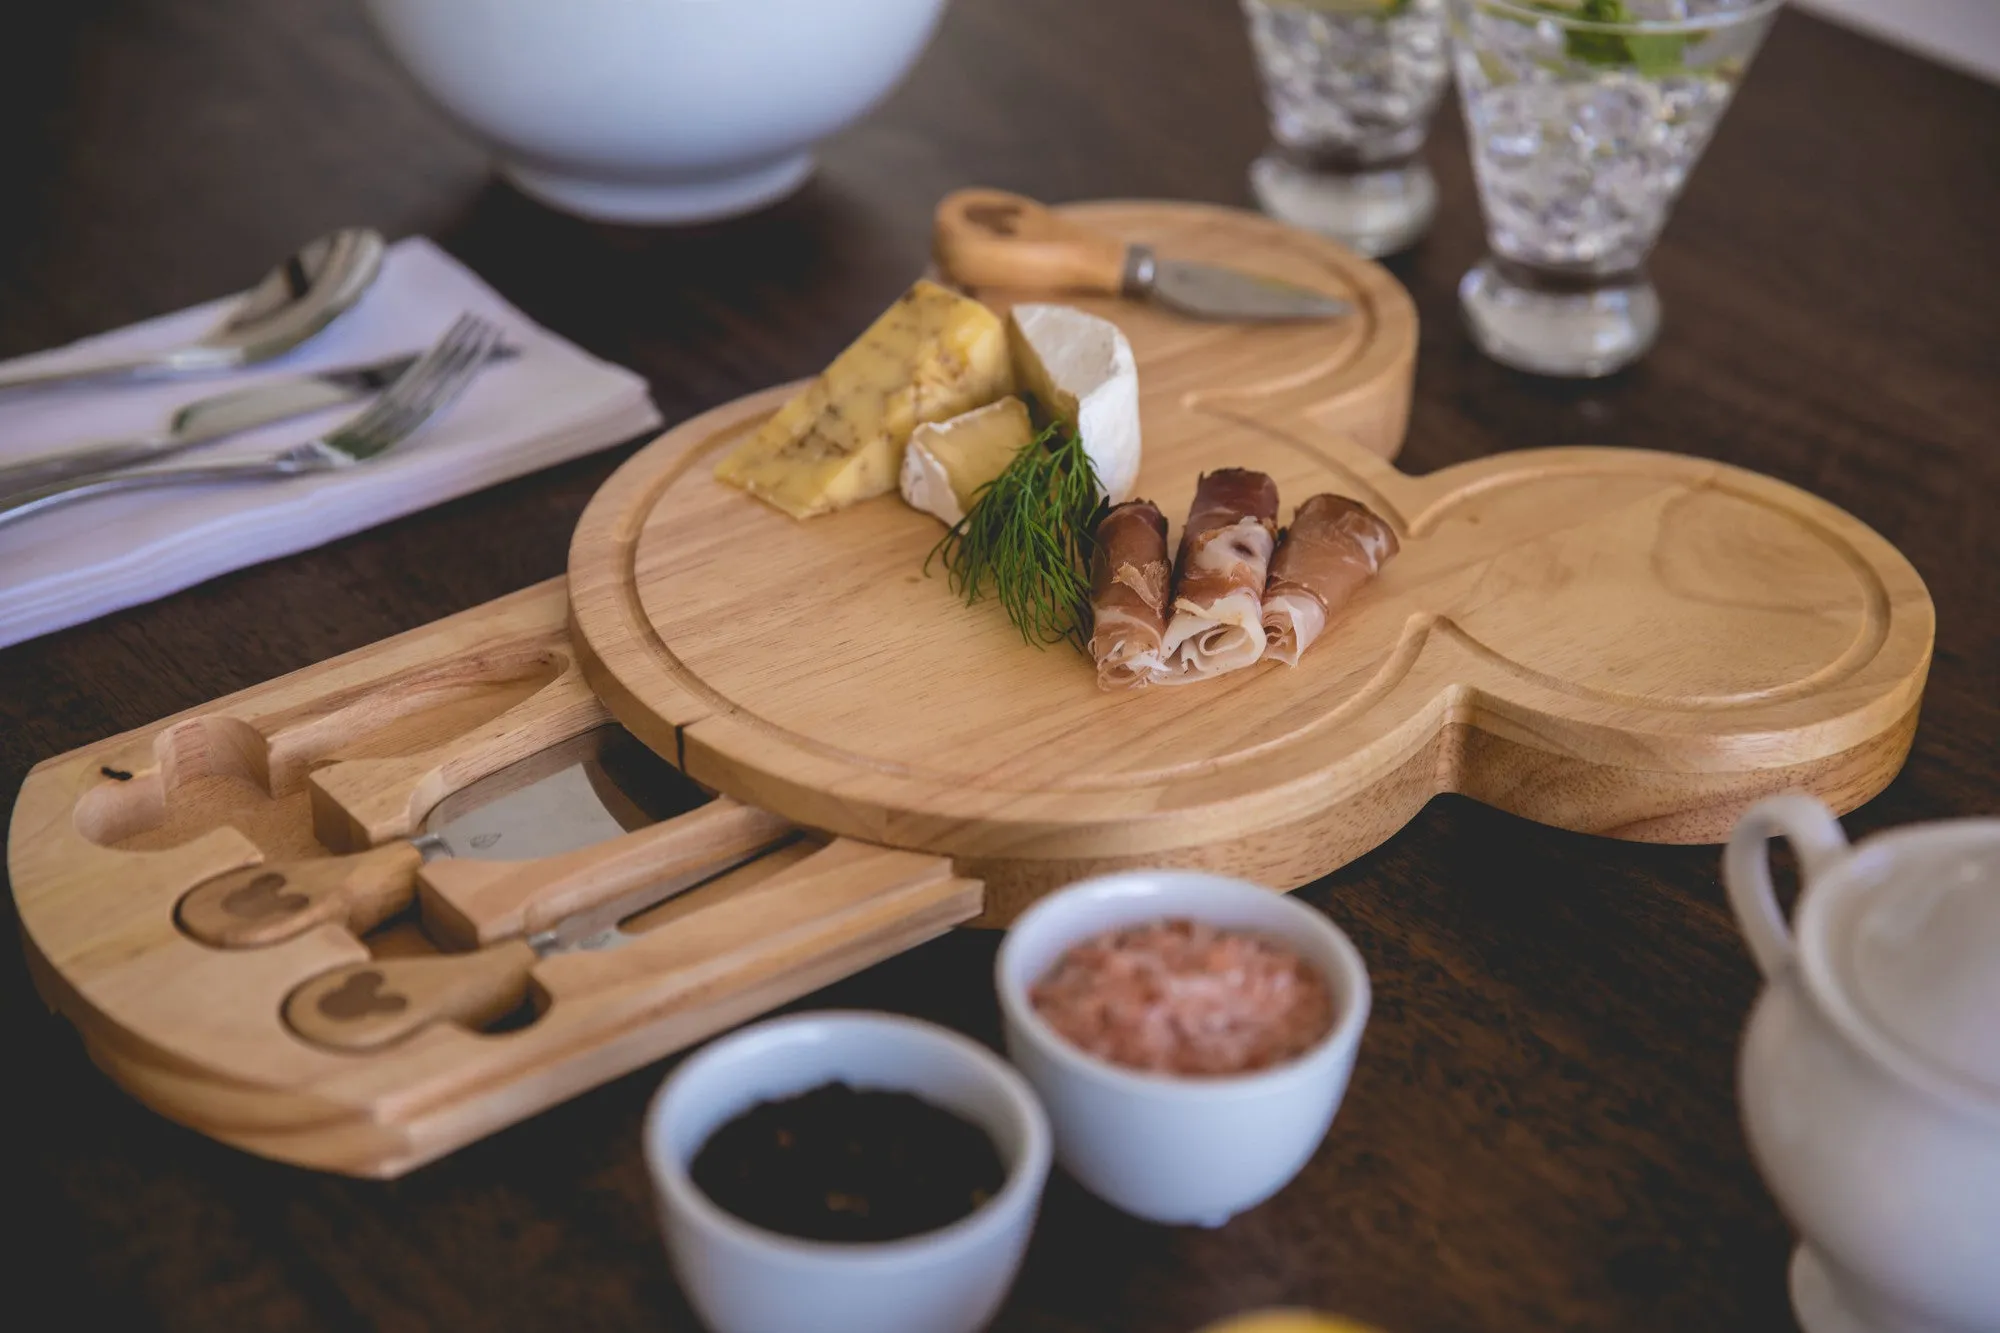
(1726, 794, 2000, 1333)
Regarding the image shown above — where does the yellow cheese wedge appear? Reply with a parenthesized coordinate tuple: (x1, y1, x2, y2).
(899, 396, 1035, 526)
(714, 279, 1013, 519)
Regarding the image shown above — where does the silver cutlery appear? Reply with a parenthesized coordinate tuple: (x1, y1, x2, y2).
(0, 343, 519, 499)
(0, 314, 503, 529)
(0, 228, 386, 396)
(0, 352, 415, 498)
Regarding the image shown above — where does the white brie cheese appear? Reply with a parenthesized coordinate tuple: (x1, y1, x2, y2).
(900, 429, 961, 525)
(899, 396, 1036, 526)
(1007, 304, 1142, 503)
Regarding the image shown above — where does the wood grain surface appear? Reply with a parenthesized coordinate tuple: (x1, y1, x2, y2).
(11, 578, 976, 1175)
(572, 202, 1928, 912)
(3, 0, 1997, 1330)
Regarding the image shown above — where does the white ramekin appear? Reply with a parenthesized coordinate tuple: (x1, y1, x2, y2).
(643, 1010, 1051, 1333)
(996, 870, 1371, 1227)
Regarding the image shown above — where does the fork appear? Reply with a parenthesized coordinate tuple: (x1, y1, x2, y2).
(0, 314, 503, 530)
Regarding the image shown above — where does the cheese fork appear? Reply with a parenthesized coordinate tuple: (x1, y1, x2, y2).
(0, 313, 503, 529)
(284, 839, 823, 1053)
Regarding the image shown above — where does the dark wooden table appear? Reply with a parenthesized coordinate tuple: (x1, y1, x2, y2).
(5, 1, 1997, 1328)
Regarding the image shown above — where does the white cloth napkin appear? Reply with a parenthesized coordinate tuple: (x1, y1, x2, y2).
(0, 237, 662, 649)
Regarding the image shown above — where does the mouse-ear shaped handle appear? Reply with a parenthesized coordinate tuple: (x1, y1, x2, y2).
(933, 188, 1131, 297)
(283, 942, 538, 1052)
(178, 842, 424, 948)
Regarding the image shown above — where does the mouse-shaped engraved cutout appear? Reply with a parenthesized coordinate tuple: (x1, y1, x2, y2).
(315, 970, 409, 1021)
(221, 871, 310, 920)
(964, 201, 1022, 236)
(73, 715, 305, 855)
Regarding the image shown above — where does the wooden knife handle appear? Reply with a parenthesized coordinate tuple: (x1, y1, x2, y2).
(283, 940, 539, 1052)
(178, 842, 424, 948)
(933, 188, 1130, 297)
(417, 798, 795, 950)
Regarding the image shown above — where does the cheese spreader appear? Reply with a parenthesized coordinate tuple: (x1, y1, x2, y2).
(178, 725, 792, 951)
(282, 840, 821, 1053)
(933, 188, 1351, 322)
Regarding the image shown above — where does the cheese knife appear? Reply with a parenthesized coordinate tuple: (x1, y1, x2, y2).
(282, 840, 820, 1052)
(177, 724, 791, 951)
(933, 188, 1351, 322)
(0, 343, 515, 499)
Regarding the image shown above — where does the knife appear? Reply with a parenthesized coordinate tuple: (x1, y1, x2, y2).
(933, 188, 1351, 322)
(0, 344, 513, 499)
(177, 724, 792, 951)
(282, 840, 821, 1052)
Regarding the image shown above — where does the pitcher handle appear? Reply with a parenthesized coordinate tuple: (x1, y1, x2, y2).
(1723, 793, 1851, 979)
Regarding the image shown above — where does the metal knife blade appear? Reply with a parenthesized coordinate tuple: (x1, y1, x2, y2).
(176, 340, 515, 446)
(0, 351, 419, 498)
(0, 345, 521, 500)
(525, 833, 819, 958)
(178, 723, 710, 949)
(527, 916, 634, 957)
(1139, 254, 1353, 322)
(424, 725, 707, 863)
(164, 353, 421, 444)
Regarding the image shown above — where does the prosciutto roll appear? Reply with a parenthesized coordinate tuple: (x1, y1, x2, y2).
(1160, 469, 1281, 681)
(1261, 493, 1399, 666)
(1088, 500, 1177, 690)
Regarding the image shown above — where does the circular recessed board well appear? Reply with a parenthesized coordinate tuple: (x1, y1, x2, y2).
(570, 200, 1931, 921)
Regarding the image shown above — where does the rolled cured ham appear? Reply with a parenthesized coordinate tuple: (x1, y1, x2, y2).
(1261, 493, 1399, 666)
(1087, 500, 1177, 690)
(1160, 469, 1280, 681)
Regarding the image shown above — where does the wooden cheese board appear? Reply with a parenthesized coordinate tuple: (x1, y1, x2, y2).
(10, 580, 981, 1176)
(573, 201, 1933, 922)
(7, 200, 1931, 1179)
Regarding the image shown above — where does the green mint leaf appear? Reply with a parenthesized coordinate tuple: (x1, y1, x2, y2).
(1626, 29, 1690, 75)
(1513, 0, 1693, 73)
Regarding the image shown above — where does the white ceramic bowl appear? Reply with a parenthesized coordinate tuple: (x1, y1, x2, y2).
(996, 870, 1371, 1227)
(644, 1011, 1051, 1333)
(360, 0, 952, 224)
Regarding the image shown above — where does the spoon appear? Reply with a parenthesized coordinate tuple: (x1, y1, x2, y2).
(0, 228, 387, 396)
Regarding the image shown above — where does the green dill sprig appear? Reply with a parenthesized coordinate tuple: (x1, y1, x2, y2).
(925, 420, 1103, 653)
